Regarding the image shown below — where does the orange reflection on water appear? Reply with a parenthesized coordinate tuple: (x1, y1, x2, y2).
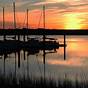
(57, 37, 88, 57)
(67, 38, 88, 57)
(47, 58, 84, 67)
(52, 37, 88, 66)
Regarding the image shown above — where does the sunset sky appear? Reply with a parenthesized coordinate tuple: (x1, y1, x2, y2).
(0, 0, 88, 29)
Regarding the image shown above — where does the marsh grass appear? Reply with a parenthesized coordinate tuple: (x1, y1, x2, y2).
(0, 74, 88, 88)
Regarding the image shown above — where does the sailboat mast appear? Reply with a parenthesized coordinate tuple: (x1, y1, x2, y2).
(3, 7, 6, 40)
(3, 7, 5, 29)
(43, 5, 45, 41)
(13, 2, 16, 29)
(27, 9, 29, 29)
(43, 5, 45, 29)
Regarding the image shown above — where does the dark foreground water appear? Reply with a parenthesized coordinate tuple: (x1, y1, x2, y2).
(0, 35, 88, 82)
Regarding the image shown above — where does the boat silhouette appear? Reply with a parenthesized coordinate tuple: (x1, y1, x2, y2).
(0, 38, 65, 56)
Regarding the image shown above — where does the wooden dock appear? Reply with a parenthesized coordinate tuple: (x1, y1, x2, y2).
(0, 29, 88, 35)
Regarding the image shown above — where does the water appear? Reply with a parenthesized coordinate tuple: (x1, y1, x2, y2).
(0, 35, 88, 81)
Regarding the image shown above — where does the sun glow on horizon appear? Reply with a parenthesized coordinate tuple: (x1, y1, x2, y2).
(64, 14, 82, 30)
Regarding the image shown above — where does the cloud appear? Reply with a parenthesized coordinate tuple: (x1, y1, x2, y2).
(0, 0, 88, 13)
(0, 0, 88, 29)
(32, 0, 88, 14)
(0, 0, 45, 12)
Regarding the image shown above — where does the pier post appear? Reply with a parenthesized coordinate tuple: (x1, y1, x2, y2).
(64, 34, 66, 60)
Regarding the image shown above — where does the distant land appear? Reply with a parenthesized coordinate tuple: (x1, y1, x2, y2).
(0, 29, 88, 35)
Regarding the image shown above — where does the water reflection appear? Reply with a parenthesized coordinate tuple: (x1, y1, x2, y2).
(2, 49, 58, 78)
(0, 36, 64, 80)
(0, 36, 88, 81)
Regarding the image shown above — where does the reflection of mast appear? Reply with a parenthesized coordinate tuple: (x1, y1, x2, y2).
(15, 52, 17, 77)
(18, 51, 20, 68)
(24, 50, 26, 60)
(3, 54, 6, 77)
(43, 49, 45, 79)
(27, 52, 29, 77)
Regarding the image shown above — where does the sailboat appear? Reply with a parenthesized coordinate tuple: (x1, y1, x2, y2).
(25, 6, 66, 51)
(0, 4, 66, 56)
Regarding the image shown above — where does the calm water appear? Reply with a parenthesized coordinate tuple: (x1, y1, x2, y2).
(0, 35, 88, 81)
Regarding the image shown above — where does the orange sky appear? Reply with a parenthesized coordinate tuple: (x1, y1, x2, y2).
(0, 0, 88, 29)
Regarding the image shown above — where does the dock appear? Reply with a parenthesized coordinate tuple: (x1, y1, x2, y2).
(0, 29, 87, 61)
